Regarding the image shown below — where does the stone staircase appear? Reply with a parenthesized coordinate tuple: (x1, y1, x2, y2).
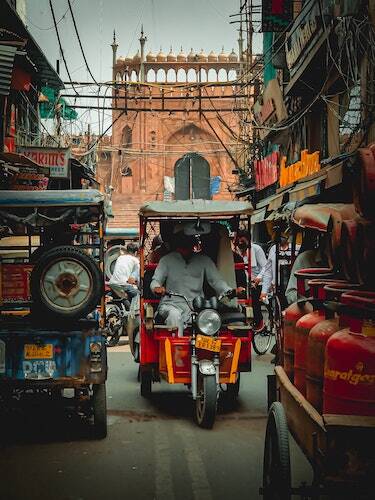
(108, 193, 159, 229)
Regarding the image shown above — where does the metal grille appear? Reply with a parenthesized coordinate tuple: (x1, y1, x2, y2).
(0, 44, 17, 96)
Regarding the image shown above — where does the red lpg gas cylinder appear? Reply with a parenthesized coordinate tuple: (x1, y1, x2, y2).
(323, 291, 375, 416)
(306, 283, 362, 412)
(283, 268, 335, 381)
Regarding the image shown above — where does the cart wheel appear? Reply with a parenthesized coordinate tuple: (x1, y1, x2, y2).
(263, 402, 291, 500)
(252, 328, 272, 355)
(195, 374, 217, 429)
(140, 370, 152, 397)
(92, 383, 107, 439)
(221, 374, 240, 409)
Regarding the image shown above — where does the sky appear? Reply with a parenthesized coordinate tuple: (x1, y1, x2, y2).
(25, 0, 262, 134)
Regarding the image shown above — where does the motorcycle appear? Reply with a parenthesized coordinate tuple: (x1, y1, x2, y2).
(105, 288, 140, 357)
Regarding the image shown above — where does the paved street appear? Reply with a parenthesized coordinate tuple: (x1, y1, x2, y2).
(0, 345, 312, 500)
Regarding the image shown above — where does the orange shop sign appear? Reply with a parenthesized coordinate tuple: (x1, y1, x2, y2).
(255, 150, 279, 191)
(279, 150, 320, 188)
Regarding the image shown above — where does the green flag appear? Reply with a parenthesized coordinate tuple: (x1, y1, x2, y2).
(39, 86, 78, 120)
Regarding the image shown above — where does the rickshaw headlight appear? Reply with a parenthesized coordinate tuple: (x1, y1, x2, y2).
(197, 309, 221, 336)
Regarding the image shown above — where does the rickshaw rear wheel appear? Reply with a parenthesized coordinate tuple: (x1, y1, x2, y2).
(140, 370, 152, 397)
(92, 383, 107, 439)
(263, 402, 291, 500)
(195, 374, 217, 429)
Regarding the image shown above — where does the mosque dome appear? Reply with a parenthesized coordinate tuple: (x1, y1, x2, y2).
(167, 47, 177, 62)
(228, 49, 238, 62)
(146, 51, 156, 62)
(117, 56, 126, 63)
(208, 50, 218, 62)
(177, 47, 187, 62)
(197, 49, 207, 62)
(187, 48, 196, 62)
(133, 50, 141, 62)
(125, 56, 133, 64)
(157, 47, 167, 62)
(218, 47, 228, 62)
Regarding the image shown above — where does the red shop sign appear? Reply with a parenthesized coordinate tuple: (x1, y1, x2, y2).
(255, 151, 279, 191)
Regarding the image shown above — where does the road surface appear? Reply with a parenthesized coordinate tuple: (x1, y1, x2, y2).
(0, 344, 312, 500)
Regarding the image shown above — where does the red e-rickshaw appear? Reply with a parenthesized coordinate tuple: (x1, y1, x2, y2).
(138, 199, 254, 428)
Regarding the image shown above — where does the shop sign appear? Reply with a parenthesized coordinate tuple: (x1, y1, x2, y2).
(255, 150, 279, 191)
(18, 146, 71, 178)
(285, 3, 320, 71)
(10, 172, 49, 191)
(253, 79, 288, 139)
(262, 0, 293, 32)
(279, 150, 320, 188)
(0, 264, 33, 303)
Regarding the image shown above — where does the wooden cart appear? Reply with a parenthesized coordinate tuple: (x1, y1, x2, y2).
(262, 366, 375, 499)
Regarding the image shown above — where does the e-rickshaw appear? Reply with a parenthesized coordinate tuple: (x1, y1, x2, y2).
(139, 199, 254, 428)
(0, 190, 108, 438)
(103, 227, 140, 353)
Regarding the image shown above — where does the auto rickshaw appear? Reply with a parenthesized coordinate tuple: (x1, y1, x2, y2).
(104, 227, 140, 353)
(0, 190, 108, 438)
(138, 199, 254, 428)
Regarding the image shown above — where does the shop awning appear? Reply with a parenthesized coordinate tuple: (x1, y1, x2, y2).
(0, 43, 17, 96)
(325, 162, 343, 189)
(1, 2, 63, 89)
(288, 176, 326, 202)
(251, 207, 267, 224)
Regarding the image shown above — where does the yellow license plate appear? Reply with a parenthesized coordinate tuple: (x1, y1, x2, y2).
(196, 334, 221, 352)
(24, 344, 53, 359)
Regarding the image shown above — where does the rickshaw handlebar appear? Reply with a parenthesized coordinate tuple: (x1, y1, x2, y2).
(165, 289, 236, 305)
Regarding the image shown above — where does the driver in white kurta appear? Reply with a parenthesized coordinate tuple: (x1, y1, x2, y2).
(151, 234, 244, 336)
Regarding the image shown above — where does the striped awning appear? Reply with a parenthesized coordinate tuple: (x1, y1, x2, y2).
(289, 176, 326, 202)
(0, 44, 17, 96)
(251, 207, 267, 224)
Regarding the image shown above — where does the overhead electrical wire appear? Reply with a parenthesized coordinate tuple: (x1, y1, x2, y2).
(48, 0, 79, 95)
(67, 0, 99, 86)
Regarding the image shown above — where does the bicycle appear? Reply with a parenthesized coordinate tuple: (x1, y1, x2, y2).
(252, 291, 283, 356)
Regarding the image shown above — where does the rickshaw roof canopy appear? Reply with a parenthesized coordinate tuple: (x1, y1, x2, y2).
(105, 227, 139, 238)
(139, 199, 253, 217)
(0, 189, 104, 208)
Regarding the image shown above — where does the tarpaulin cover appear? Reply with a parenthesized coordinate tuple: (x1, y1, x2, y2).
(39, 86, 78, 120)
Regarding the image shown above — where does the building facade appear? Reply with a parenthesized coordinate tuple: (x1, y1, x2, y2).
(107, 30, 247, 227)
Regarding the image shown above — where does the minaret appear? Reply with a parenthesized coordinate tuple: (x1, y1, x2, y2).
(139, 25, 147, 82)
(238, 24, 244, 73)
(111, 30, 118, 82)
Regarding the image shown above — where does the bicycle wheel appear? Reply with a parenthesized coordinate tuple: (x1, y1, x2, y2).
(252, 305, 273, 355)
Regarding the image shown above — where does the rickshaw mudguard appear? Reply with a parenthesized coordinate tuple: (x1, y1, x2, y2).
(198, 359, 216, 375)
(0, 321, 107, 386)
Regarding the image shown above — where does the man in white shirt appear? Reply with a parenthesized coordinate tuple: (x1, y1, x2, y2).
(151, 233, 244, 337)
(235, 231, 271, 331)
(108, 242, 140, 299)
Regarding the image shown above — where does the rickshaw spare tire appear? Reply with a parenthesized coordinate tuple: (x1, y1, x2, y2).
(104, 245, 123, 281)
(31, 245, 102, 321)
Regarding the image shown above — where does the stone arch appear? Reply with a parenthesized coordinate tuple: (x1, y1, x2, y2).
(116, 72, 122, 82)
(187, 68, 197, 82)
(177, 68, 186, 82)
(121, 125, 132, 148)
(207, 68, 217, 82)
(130, 70, 138, 82)
(217, 68, 228, 82)
(199, 68, 207, 82)
(157, 68, 167, 82)
(167, 68, 176, 82)
(228, 69, 237, 81)
(147, 68, 156, 82)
